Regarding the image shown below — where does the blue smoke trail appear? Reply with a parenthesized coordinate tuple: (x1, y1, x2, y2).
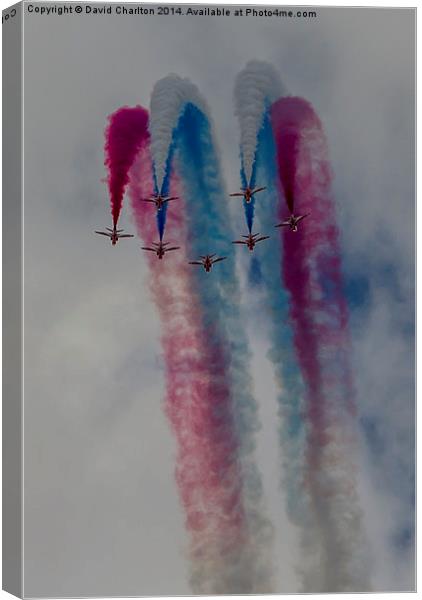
(244, 198, 255, 233)
(241, 165, 256, 233)
(165, 101, 274, 592)
(156, 145, 175, 240)
(248, 255, 263, 286)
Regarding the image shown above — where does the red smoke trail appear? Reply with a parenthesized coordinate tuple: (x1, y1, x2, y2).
(271, 97, 370, 590)
(104, 106, 149, 227)
(276, 124, 300, 215)
(128, 146, 252, 593)
(271, 97, 353, 425)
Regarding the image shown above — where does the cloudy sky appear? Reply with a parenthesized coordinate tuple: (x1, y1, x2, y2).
(21, 4, 414, 596)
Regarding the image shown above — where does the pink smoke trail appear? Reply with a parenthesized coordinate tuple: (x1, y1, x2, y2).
(126, 139, 257, 593)
(272, 98, 353, 423)
(104, 106, 149, 227)
(271, 97, 371, 591)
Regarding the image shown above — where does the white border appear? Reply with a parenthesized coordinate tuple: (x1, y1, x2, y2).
(0, 2, 417, 600)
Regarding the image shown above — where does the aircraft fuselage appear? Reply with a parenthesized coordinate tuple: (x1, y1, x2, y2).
(244, 189, 253, 203)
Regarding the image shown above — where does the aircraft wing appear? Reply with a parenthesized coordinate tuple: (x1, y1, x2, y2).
(118, 234, 134, 238)
(166, 246, 180, 252)
(297, 214, 309, 223)
(229, 193, 244, 197)
(275, 221, 290, 228)
(166, 197, 179, 202)
(252, 186, 266, 194)
(256, 236, 270, 242)
(212, 257, 227, 264)
(140, 198, 155, 203)
(232, 240, 246, 245)
(95, 231, 110, 237)
(141, 247, 156, 252)
(189, 261, 203, 265)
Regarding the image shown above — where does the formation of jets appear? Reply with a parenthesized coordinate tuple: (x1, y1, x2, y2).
(95, 225, 134, 245)
(95, 187, 309, 272)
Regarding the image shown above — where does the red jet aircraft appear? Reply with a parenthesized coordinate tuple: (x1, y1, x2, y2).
(189, 254, 227, 273)
(232, 232, 270, 252)
(230, 186, 266, 204)
(141, 240, 180, 259)
(275, 214, 309, 232)
(95, 225, 134, 246)
(140, 194, 179, 210)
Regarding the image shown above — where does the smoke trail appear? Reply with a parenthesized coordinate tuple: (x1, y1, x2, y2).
(244, 200, 254, 233)
(149, 75, 205, 240)
(124, 78, 274, 593)
(149, 75, 207, 192)
(104, 106, 253, 592)
(240, 167, 255, 233)
(234, 57, 371, 590)
(270, 96, 371, 591)
(104, 106, 148, 226)
(234, 61, 286, 184)
(155, 146, 176, 240)
(129, 149, 252, 593)
(104, 107, 244, 591)
(234, 67, 310, 575)
(130, 148, 272, 594)
(170, 101, 274, 595)
(248, 255, 263, 287)
(274, 116, 299, 214)
(252, 113, 312, 579)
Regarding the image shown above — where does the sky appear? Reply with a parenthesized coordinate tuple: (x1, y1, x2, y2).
(21, 4, 414, 596)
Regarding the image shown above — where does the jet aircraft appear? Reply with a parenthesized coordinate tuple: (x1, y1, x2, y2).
(232, 232, 270, 251)
(189, 254, 227, 273)
(95, 225, 134, 245)
(230, 186, 266, 204)
(141, 240, 180, 259)
(275, 214, 309, 232)
(140, 194, 179, 210)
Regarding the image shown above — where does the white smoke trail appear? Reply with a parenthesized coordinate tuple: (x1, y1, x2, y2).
(234, 60, 287, 183)
(301, 419, 372, 592)
(149, 74, 207, 191)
